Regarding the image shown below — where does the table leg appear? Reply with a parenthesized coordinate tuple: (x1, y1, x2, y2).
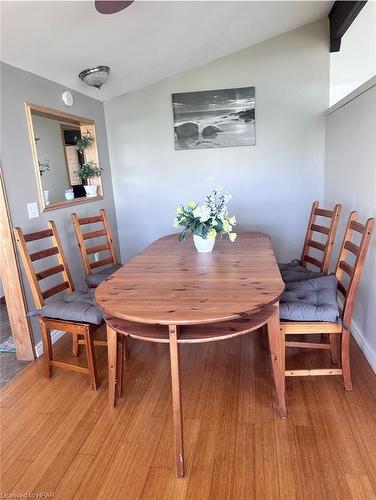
(107, 324, 117, 408)
(116, 334, 125, 398)
(169, 325, 184, 477)
(267, 304, 287, 419)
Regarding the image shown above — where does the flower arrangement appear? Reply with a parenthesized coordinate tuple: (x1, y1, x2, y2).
(74, 130, 94, 154)
(74, 161, 103, 182)
(174, 186, 237, 242)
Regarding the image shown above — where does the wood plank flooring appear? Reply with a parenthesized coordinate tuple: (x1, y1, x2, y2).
(1, 327, 376, 499)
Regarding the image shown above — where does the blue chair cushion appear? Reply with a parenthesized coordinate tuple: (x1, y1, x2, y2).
(39, 291, 103, 325)
(278, 261, 322, 283)
(279, 275, 339, 322)
(86, 264, 122, 287)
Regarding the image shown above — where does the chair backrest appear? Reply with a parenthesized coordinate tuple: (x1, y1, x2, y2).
(14, 221, 74, 309)
(300, 201, 342, 274)
(335, 212, 375, 329)
(71, 209, 118, 277)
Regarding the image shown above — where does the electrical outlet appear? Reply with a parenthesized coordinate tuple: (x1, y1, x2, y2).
(27, 202, 39, 219)
(94, 253, 100, 262)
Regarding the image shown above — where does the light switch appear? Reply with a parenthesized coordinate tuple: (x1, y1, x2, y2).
(27, 202, 39, 219)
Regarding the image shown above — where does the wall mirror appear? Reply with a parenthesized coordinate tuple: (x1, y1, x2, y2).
(25, 102, 103, 211)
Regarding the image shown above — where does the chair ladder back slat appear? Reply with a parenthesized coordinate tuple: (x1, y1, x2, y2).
(42, 281, 70, 300)
(90, 257, 113, 270)
(339, 260, 354, 278)
(29, 246, 59, 262)
(36, 264, 65, 281)
(337, 281, 348, 297)
(344, 241, 360, 257)
(313, 207, 335, 218)
(24, 229, 53, 242)
(302, 255, 322, 269)
(306, 239, 326, 252)
(77, 215, 103, 225)
(82, 229, 107, 240)
(349, 220, 366, 235)
(13, 227, 44, 309)
(86, 243, 111, 255)
(48, 221, 74, 294)
(310, 224, 330, 235)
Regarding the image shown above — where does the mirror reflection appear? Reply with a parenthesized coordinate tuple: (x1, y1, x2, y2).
(26, 103, 103, 210)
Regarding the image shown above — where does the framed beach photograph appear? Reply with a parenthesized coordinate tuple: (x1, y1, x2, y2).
(172, 86, 255, 150)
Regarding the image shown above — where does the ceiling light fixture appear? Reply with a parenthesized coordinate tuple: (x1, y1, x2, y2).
(79, 66, 110, 89)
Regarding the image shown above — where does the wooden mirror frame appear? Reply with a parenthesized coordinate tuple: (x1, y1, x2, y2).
(25, 102, 104, 212)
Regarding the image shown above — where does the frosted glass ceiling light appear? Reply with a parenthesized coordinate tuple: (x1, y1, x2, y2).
(79, 66, 110, 89)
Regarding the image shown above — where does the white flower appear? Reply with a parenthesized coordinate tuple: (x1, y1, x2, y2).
(173, 218, 180, 228)
(223, 220, 232, 233)
(229, 232, 237, 242)
(228, 216, 236, 225)
(193, 204, 211, 222)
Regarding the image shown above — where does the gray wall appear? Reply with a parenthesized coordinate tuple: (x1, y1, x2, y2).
(104, 21, 329, 263)
(33, 115, 71, 204)
(0, 62, 118, 344)
(325, 79, 376, 370)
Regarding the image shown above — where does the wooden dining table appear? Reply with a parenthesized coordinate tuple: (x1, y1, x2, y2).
(95, 231, 286, 476)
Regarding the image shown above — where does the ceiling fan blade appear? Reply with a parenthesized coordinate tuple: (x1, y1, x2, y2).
(95, 1, 134, 14)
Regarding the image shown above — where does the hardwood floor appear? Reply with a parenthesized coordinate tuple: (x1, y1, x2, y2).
(1, 327, 376, 499)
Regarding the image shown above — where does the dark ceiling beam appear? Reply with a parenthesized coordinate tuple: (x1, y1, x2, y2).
(329, 1, 367, 52)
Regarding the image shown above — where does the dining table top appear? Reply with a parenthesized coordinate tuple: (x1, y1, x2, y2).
(95, 231, 284, 326)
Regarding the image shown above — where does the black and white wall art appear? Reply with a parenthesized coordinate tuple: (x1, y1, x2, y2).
(172, 86, 255, 150)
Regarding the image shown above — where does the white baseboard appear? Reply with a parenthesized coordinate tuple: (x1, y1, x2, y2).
(34, 330, 65, 357)
(351, 320, 376, 374)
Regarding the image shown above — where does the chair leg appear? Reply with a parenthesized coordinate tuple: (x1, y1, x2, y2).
(341, 327, 352, 391)
(84, 327, 99, 391)
(116, 334, 125, 398)
(39, 319, 53, 378)
(329, 333, 339, 364)
(72, 333, 80, 357)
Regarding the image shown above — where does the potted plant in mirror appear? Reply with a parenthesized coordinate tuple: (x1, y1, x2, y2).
(38, 157, 51, 205)
(173, 186, 237, 253)
(35, 138, 51, 205)
(74, 130, 94, 154)
(74, 161, 103, 197)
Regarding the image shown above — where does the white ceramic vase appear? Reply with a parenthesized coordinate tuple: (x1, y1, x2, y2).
(43, 190, 50, 205)
(84, 184, 97, 197)
(193, 234, 216, 253)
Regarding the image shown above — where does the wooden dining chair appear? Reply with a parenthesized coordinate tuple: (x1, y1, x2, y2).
(279, 201, 342, 282)
(71, 209, 120, 288)
(280, 212, 375, 390)
(14, 221, 104, 389)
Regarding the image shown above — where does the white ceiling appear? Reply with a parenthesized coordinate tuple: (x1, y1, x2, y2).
(0, 1, 332, 102)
